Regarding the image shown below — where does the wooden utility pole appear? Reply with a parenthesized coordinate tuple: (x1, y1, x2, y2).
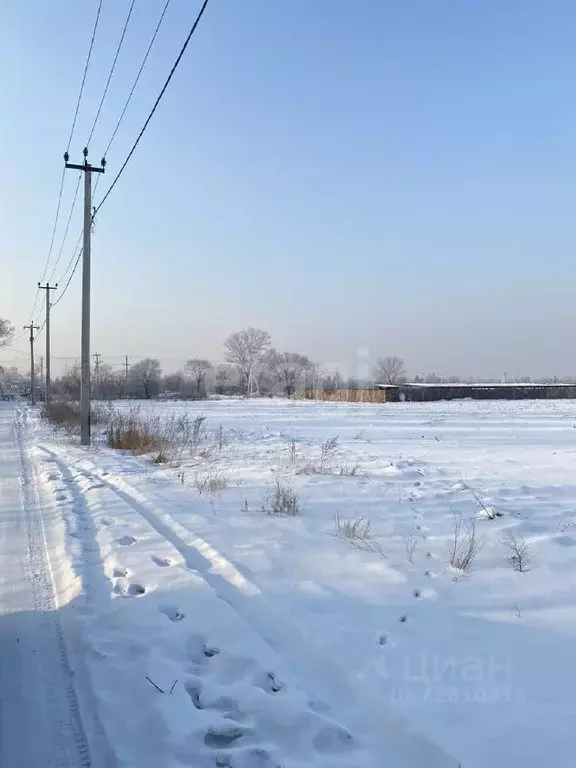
(64, 148, 105, 445)
(23, 323, 40, 404)
(124, 355, 129, 398)
(38, 282, 57, 407)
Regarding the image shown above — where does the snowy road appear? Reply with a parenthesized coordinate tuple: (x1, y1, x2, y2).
(0, 403, 91, 766)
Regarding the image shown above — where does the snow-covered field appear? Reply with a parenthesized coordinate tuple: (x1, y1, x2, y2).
(4, 397, 576, 767)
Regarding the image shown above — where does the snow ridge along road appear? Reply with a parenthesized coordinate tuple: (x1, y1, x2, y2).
(0, 403, 92, 766)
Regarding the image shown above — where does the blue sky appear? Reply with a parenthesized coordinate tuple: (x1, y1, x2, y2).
(2, 0, 576, 378)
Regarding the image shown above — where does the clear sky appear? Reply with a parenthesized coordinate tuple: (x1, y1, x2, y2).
(2, 0, 576, 379)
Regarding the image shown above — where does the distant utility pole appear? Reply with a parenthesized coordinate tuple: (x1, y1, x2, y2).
(38, 282, 57, 407)
(64, 147, 105, 446)
(23, 323, 40, 405)
(124, 355, 129, 398)
(92, 352, 101, 400)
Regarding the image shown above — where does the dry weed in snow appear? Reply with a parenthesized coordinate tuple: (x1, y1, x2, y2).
(194, 470, 229, 494)
(404, 520, 424, 562)
(260, 478, 300, 516)
(501, 529, 534, 572)
(333, 512, 385, 557)
(448, 511, 483, 572)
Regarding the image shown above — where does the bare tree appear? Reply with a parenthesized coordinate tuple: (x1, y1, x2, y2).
(224, 328, 271, 395)
(0, 318, 14, 348)
(55, 360, 81, 400)
(265, 350, 313, 396)
(374, 356, 407, 385)
(185, 358, 213, 396)
(130, 358, 162, 399)
(96, 363, 123, 400)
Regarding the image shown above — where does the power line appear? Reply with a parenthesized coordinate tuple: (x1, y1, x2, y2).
(92, 0, 172, 201)
(32, 0, 103, 313)
(86, 0, 137, 147)
(37, 167, 66, 288)
(54, 228, 83, 285)
(34, 318, 47, 340)
(94, 0, 212, 216)
(32, 294, 46, 328)
(69, 0, 104, 151)
(52, 246, 83, 308)
(48, 173, 82, 282)
(103, 0, 173, 159)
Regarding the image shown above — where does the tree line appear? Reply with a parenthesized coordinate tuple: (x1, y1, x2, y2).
(3, 315, 575, 400)
(52, 328, 317, 400)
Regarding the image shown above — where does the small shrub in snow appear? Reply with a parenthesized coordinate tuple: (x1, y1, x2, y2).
(448, 511, 483, 572)
(195, 471, 229, 494)
(464, 483, 503, 519)
(42, 400, 104, 434)
(214, 424, 226, 451)
(296, 436, 342, 475)
(332, 512, 385, 556)
(339, 463, 360, 476)
(501, 529, 534, 572)
(296, 463, 326, 476)
(261, 478, 300, 516)
(556, 517, 576, 533)
(320, 435, 339, 469)
(192, 414, 208, 446)
(404, 521, 424, 563)
(106, 407, 167, 458)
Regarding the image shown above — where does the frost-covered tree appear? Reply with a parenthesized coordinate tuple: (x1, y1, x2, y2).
(374, 356, 407, 385)
(129, 358, 162, 399)
(265, 350, 313, 396)
(0, 318, 14, 348)
(185, 358, 213, 395)
(224, 328, 271, 395)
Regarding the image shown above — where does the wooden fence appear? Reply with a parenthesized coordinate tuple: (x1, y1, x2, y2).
(303, 388, 388, 403)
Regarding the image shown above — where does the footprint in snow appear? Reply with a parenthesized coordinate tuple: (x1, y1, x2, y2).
(113, 567, 128, 578)
(313, 723, 355, 754)
(118, 535, 137, 546)
(254, 671, 284, 695)
(184, 679, 203, 709)
(204, 725, 248, 749)
(151, 555, 173, 567)
(224, 748, 281, 768)
(203, 643, 220, 658)
(159, 605, 186, 623)
(114, 579, 146, 597)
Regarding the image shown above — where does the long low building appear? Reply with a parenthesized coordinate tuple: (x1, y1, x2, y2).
(378, 383, 576, 402)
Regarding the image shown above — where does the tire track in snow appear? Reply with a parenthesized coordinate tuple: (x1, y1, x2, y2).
(12, 408, 93, 767)
(52, 452, 455, 768)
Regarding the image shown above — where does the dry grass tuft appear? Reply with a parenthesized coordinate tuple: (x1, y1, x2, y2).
(333, 512, 384, 556)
